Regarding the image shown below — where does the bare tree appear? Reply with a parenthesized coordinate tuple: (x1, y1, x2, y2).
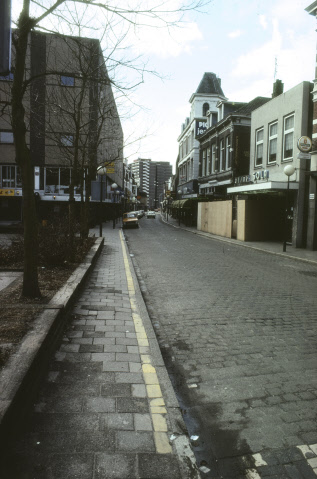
(8, 0, 210, 298)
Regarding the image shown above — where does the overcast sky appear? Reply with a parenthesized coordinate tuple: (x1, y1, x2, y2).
(122, 0, 316, 171)
(11, 0, 317, 172)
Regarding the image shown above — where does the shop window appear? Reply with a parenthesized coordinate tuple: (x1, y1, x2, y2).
(255, 128, 264, 166)
(45, 167, 59, 193)
(1, 166, 21, 188)
(283, 114, 294, 161)
(0, 131, 14, 143)
(268, 122, 278, 163)
(45, 167, 75, 194)
(1, 166, 14, 187)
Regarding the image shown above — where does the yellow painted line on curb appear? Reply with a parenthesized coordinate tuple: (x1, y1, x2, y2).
(120, 231, 172, 454)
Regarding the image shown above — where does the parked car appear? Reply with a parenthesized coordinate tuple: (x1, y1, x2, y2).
(122, 212, 139, 228)
(147, 211, 156, 218)
(136, 211, 143, 219)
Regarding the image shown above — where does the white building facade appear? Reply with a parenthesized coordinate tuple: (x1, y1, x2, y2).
(177, 72, 226, 198)
(228, 81, 313, 247)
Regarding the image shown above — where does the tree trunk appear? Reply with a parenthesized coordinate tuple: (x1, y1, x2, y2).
(11, 9, 41, 298)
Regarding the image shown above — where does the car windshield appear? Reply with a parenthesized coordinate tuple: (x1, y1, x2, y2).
(126, 213, 137, 218)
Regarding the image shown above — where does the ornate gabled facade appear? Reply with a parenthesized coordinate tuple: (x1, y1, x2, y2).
(177, 72, 226, 198)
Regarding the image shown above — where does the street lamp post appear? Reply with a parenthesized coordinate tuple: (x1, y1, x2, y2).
(111, 182, 118, 229)
(166, 195, 170, 221)
(97, 165, 107, 237)
(178, 189, 182, 226)
(283, 164, 296, 252)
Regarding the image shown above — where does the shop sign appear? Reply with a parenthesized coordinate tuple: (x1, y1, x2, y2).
(234, 175, 252, 185)
(253, 170, 269, 181)
(297, 136, 312, 153)
(0, 188, 14, 196)
(106, 161, 115, 174)
(196, 120, 207, 136)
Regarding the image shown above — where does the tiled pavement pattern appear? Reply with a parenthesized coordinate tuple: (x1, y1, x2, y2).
(2, 228, 187, 478)
(241, 444, 317, 478)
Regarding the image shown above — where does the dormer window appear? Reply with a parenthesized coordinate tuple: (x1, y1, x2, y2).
(203, 103, 209, 116)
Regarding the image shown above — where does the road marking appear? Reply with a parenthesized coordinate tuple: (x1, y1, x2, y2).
(245, 470, 262, 479)
(252, 453, 268, 467)
(297, 444, 317, 476)
(120, 230, 172, 454)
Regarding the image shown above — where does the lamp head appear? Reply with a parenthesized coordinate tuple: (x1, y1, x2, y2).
(283, 164, 295, 177)
(97, 165, 107, 175)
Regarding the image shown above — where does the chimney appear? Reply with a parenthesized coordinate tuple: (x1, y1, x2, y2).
(272, 79, 284, 98)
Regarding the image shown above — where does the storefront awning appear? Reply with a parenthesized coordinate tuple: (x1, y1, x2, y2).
(227, 181, 299, 195)
(172, 198, 201, 208)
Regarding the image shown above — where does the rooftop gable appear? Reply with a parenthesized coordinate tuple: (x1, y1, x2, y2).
(194, 72, 225, 96)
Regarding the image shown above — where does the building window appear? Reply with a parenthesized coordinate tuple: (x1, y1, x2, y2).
(0, 131, 14, 143)
(226, 136, 230, 168)
(206, 148, 211, 175)
(255, 128, 264, 166)
(268, 122, 278, 164)
(220, 139, 225, 171)
(283, 114, 294, 161)
(1, 166, 22, 188)
(191, 130, 194, 149)
(202, 149, 206, 176)
(203, 103, 209, 116)
(60, 75, 75, 86)
(60, 134, 74, 147)
(212, 144, 217, 172)
(0, 72, 14, 81)
(45, 167, 73, 194)
(211, 112, 218, 126)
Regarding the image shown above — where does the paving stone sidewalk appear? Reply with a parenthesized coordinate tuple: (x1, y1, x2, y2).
(2, 224, 197, 478)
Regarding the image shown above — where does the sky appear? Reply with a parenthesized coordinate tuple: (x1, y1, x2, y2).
(120, 0, 317, 171)
(11, 0, 317, 173)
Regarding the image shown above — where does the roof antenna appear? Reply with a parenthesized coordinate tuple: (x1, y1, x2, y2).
(274, 57, 278, 81)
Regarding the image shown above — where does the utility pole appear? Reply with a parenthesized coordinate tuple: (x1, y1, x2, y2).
(154, 164, 158, 209)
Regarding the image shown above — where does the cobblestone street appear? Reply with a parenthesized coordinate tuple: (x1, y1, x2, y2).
(125, 215, 317, 478)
